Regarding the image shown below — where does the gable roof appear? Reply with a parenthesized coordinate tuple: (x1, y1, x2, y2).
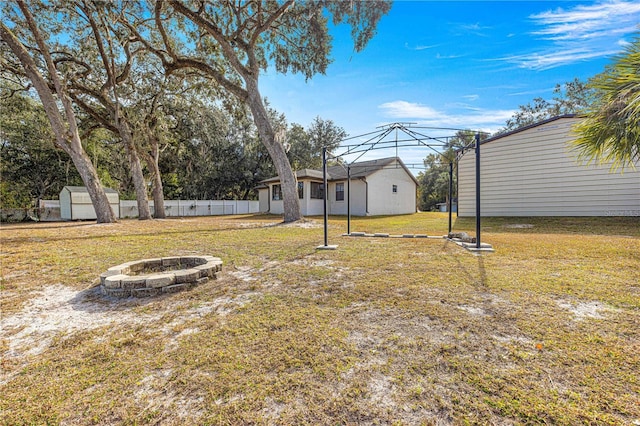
(480, 114, 579, 146)
(259, 157, 418, 185)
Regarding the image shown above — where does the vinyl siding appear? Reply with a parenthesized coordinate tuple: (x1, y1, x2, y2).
(458, 117, 640, 217)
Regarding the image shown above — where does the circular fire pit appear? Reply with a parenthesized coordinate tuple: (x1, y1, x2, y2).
(100, 256, 222, 297)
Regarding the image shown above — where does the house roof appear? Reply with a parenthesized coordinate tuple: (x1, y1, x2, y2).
(259, 157, 418, 185)
(259, 168, 325, 184)
(480, 114, 579, 147)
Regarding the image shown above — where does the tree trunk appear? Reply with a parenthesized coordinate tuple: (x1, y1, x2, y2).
(0, 21, 117, 223)
(116, 121, 152, 220)
(146, 136, 166, 219)
(245, 78, 301, 222)
(70, 140, 118, 223)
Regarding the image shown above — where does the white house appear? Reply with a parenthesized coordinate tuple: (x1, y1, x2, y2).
(257, 157, 418, 216)
(458, 115, 640, 217)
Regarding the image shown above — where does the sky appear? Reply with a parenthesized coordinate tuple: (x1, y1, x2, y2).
(260, 0, 640, 167)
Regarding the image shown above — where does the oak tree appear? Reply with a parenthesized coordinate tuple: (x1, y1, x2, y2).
(124, 0, 391, 222)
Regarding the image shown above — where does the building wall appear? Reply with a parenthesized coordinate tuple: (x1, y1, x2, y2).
(59, 188, 71, 220)
(329, 179, 367, 216)
(268, 182, 284, 215)
(60, 187, 120, 220)
(258, 188, 269, 213)
(458, 117, 640, 217)
(366, 161, 417, 216)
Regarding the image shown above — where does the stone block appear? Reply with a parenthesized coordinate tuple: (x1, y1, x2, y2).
(194, 264, 214, 278)
(131, 287, 160, 297)
(126, 261, 146, 273)
(180, 257, 199, 267)
(209, 260, 223, 272)
(162, 283, 188, 293)
(146, 273, 176, 288)
(100, 270, 121, 285)
(402, 234, 415, 238)
(107, 264, 129, 275)
(373, 233, 389, 238)
(162, 257, 180, 267)
(104, 274, 128, 289)
(121, 275, 148, 289)
(104, 287, 131, 298)
(140, 258, 162, 268)
(174, 268, 201, 284)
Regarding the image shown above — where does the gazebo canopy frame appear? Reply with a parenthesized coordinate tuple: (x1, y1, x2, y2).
(318, 122, 484, 249)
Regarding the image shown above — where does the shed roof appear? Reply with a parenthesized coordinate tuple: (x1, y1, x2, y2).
(482, 115, 578, 146)
(62, 186, 119, 194)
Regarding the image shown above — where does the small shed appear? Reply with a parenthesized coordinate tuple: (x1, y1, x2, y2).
(60, 186, 120, 220)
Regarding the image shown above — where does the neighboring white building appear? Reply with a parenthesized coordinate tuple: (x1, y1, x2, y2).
(458, 115, 640, 217)
(257, 157, 418, 216)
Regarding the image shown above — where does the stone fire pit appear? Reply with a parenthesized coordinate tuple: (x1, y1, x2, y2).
(100, 255, 222, 297)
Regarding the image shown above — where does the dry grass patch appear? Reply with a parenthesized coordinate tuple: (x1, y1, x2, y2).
(1, 213, 638, 424)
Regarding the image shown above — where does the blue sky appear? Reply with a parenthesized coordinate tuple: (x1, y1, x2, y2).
(261, 0, 640, 165)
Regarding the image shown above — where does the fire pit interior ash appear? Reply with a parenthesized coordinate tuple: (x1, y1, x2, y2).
(100, 256, 222, 297)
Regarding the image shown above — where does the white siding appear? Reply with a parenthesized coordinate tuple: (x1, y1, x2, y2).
(458, 117, 640, 217)
(366, 160, 417, 216)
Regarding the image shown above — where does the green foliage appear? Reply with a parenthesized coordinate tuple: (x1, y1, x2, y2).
(503, 78, 593, 132)
(0, 85, 81, 206)
(573, 33, 640, 169)
(417, 131, 476, 211)
(286, 116, 346, 170)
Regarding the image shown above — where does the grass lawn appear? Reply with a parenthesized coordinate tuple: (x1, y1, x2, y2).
(1, 213, 639, 425)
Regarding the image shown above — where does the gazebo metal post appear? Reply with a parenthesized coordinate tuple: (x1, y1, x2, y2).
(322, 147, 328, 247)
(448, 161, 453, 234)
(347, 165, 351, 235)
(475, 133, 481, 249)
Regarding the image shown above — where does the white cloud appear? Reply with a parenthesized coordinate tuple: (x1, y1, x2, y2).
(378, 100, 514, 132)
(379, 101, 445, 120)
(530, 1, 640, 40)
(501, 46, 621, 71)
(405, 42, 441, 51)
(508, 0, 640, 70)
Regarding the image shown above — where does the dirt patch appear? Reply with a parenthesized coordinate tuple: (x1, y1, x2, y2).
(0, 281, 259, 386)
(556, 299, 616, 321)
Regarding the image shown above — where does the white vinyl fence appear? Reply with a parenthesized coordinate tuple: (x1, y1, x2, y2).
(119, 200, 259, 218)
(3, 199, 259, 222)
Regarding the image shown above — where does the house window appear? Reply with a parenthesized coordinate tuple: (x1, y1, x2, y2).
(298, 182, 304, 199)
(336, 182, 344, 201)
(272, 184, 282, 200)
(392, 184, 398, 193)
(310, 182, 324, 199)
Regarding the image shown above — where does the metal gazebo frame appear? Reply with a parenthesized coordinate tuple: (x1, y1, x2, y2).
(317, 123, 485, 250)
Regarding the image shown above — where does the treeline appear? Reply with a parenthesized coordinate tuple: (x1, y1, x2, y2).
(1, 1, 389, 222)
(0, 85, 344, 207)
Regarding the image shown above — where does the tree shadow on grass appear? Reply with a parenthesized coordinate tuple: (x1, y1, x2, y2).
(442, 239, 488, 288)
